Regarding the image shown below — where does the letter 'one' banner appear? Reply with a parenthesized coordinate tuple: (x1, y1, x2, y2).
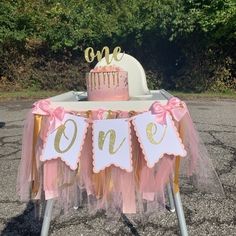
(132, 112, 187, 168)
(92, 118, 132, 173)
(41, 114, 88, 170)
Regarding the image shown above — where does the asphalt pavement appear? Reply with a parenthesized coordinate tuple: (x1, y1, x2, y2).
(0, 99, 235, 236)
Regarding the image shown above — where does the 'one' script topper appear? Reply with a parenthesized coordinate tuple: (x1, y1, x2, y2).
(84, 46, 124, 65)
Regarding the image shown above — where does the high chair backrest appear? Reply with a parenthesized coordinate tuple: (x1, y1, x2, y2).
(95, 53, 150, 97)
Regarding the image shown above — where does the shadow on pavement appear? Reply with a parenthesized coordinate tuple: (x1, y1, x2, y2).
(1, 201, 42, 236)
(0, 122, 5, 128)
(121, 213, 140, 236)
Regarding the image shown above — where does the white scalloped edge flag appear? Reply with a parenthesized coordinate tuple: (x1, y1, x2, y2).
(41, 113, 88, 170)
(92, 118, 132, 173)
(132, 111, 186, 168)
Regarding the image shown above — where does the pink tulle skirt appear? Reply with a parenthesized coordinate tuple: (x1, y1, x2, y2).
(17, 106, 224, 216)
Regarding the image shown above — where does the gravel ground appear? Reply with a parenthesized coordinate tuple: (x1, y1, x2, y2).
(0, 99, 235, 236)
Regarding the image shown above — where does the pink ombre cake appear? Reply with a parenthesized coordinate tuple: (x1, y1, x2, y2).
(86, 65, 129, 101)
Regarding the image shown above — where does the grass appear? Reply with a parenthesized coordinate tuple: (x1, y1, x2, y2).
(0, 89, 236, 101)
(170, 90, 236, 100)
(0, 89, 63, 101)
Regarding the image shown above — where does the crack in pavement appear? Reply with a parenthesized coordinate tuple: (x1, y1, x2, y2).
(3, 119, 24, 124)
(0, 135, 22, 144)
(0, 135, 22, 159)
(207, 131, 236, 176)
(3, 124, 23, 130)
(0, 200, 24, 205)
(199, 130, 236, 134)
(194, 121, 236, 129)
(0, 148, 21, 159)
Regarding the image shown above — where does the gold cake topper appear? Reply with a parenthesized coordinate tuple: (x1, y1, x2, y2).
(84, 46, 124, 65)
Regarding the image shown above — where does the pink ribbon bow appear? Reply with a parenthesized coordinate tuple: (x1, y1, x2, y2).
(32, 99, 65, 132)
(150, 97, 188, 125)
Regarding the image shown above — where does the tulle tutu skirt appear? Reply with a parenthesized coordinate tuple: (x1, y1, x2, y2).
(17, 102, 224, 216)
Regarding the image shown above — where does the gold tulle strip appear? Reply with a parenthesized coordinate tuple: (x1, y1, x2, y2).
(31, 114, 43, 197)
(92, 167, 112, 199)
(173, 156, 181, 193)
(129, 111, 143, 188)
(173, 120, 185, 193)
(132, 129, 142, 188)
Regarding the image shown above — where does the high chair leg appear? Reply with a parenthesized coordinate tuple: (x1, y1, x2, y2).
(40, 199, 54, 236)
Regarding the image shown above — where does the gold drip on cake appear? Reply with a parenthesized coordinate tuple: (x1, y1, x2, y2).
(89, 73, 92, 91)
(112, 72, 116, 86)
(117, 72, 119, 86)
(90, 73, 93, 90)
(93, 73, 95, 90)
(99, 72, 102, 87)
(108, 72, 110, 88)
(98, 73, 101, 89)
(93, 73, 96, 89)
(103, 72, 106, 85)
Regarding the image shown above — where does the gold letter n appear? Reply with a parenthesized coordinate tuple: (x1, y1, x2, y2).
(98, 129, 126, 154)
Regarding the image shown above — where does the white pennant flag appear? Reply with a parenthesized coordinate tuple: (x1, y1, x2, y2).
(132, 111, 186, 168)
(42, 113, 88, 170)
(92, 118, 132, 173)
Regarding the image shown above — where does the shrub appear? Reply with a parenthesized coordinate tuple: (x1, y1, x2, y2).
(0, 0, 235, 92)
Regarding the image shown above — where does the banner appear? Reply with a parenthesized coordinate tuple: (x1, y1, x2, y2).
(40, 111, 186, 172)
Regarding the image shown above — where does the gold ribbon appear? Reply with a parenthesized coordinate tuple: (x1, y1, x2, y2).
(173, 156, 181, 193)
(31, 114, 43, 197)
(92, 168, 112, 199)
(173, 120, 185, 193)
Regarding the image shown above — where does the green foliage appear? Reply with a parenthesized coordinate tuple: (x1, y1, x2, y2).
(0, 0, 235, 92)
(1, 0, 234, 51)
